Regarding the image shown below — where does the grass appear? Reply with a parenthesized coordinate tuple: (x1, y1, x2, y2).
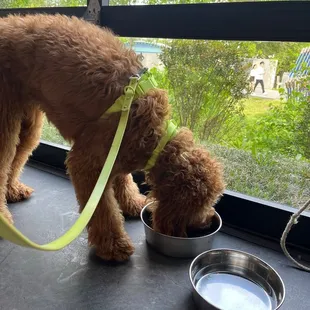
(41, 97, 310, 209)
(242, 97, 281, 121)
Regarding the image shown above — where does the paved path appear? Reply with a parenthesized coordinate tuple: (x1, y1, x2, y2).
(250, 88, 280, 100)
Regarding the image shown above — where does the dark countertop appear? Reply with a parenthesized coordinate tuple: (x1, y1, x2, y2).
(0, 166, 309, 310)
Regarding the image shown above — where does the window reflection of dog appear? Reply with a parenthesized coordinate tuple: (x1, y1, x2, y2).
(0, 14, 225, 261)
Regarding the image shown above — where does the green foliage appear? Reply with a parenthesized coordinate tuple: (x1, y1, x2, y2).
(1, 0, 86, 7)
(225, 78, 310, 161)
(207, 143, 310, 209)
(251, 84, 310, 160)
(158, 40, 251, 142)
(281, 76, 310, 158)
(255, 42, 309, 76)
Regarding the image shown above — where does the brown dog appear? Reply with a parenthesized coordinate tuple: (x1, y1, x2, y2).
(0, 14, 224, 261)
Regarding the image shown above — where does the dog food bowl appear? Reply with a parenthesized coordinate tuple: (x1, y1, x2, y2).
(140, 202, 222, 258)
(189, 249, 285, 310)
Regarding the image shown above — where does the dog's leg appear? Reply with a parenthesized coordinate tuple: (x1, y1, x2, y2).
(6, 107, 44, 203)
(113, 174, 146, 217)
(67, 149, 135, 261)
(89, 184, 135, 261)
(0, 110, 22, 224)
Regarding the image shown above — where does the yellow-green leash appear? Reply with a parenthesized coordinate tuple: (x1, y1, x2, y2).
(0, 69, 178, 251)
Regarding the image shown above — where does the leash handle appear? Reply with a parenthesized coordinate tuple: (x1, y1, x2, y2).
(0, 77, 139, 251)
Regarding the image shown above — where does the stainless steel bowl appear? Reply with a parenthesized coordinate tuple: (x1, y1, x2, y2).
(140, 202, 222, 258)
(189, 249, 285, 310)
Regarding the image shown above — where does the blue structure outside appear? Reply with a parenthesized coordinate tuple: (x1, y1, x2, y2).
(125, 41, 163, 54)
(289, 47, 310, 78)
(287, 47, 310, 96)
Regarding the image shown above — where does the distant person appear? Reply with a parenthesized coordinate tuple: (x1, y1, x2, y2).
(254, 61, 267, 95)
(249, 64, 257, 91)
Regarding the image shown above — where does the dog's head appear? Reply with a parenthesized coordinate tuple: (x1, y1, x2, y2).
(146, 128, 225, 237)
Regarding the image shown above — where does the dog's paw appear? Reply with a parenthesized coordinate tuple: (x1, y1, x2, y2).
(6, 182, 34, 203)
(121, 194, 146, 217)
(95, 235, 135, 262)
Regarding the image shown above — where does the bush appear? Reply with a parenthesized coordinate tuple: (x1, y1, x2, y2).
(222, 75, 310, 161)
(158, 40, 252, 142)
(244, 84, 310, 160)
(206, 143, 310, 208)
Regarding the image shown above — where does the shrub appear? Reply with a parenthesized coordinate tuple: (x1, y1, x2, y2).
(159, 40, 251, 142)
(206, 143, 310, 208)
(243, 78, 310, 160)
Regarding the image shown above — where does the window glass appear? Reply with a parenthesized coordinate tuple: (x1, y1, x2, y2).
(2, 0, 305, 7)
(1, 2, 309, 208)
(1, 0, 86, 8)
(124, 38, 310, 208)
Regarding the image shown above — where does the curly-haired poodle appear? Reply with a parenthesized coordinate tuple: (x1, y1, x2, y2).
(0, 14, 225, 261)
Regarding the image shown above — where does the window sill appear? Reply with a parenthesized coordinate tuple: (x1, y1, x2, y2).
(0, 164, 309, 309)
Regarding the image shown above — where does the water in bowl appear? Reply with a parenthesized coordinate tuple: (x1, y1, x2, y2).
(196, 273, 273, 310)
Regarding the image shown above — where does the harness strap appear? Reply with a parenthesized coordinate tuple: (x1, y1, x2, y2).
(144, 120, 178, 171)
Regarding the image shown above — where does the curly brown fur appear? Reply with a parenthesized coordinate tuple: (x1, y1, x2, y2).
(146, 128, 225, 237)
(0, 14, 224, 260)
(113, 174, 146, 217)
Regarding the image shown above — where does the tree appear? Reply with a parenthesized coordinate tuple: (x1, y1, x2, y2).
(159, 40, 253, 142)
(255, 42, 309, 77)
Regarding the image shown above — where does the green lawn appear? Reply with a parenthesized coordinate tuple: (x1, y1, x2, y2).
(242, 97, 281, 120)
(41, 97, 309, 209)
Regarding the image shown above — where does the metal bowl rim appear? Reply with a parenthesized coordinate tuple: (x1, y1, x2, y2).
(189, 248, 286, 310)
(140, 202, 222, 241)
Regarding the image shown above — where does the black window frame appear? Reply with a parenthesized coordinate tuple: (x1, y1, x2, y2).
(1, 1, 310, 256)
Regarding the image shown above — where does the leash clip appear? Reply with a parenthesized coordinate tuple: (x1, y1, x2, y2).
(122, 77, 139, 111)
